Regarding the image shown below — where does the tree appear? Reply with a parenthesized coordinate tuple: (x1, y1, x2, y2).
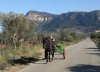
(0, 12, 36, 48)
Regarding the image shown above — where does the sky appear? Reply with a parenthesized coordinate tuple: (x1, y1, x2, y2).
(0, 0, 100, 15)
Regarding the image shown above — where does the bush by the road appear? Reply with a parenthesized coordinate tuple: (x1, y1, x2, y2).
(91, 32, 100, 49)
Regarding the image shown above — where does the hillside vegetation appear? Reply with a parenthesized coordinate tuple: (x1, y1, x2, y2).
(42, 10, 100, 33)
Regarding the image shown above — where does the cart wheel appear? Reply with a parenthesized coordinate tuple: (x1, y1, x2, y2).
(63, 49, 66, 59)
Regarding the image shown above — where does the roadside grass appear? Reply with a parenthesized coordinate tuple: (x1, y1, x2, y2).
(0, 44, 43, 71)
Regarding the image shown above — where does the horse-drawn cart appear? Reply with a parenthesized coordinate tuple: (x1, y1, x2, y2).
(55, 45, 66, 59)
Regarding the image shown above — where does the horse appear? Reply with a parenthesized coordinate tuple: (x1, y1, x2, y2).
(43, 37, 54, 63)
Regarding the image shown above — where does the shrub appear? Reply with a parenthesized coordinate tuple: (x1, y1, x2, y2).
(0, 55, 8, 70)
(90, 32, 100, 49)
(63, 35, 73, 42)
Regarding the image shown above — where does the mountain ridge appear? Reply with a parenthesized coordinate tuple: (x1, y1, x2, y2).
(42, 10, 100, 33)
(26, 10, 57, 24)
(26, 10, 100, 33)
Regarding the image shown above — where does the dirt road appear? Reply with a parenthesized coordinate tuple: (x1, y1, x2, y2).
(18, 38, 100, 72)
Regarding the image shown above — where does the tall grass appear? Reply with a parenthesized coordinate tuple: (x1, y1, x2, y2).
(0, 43, 43, 70)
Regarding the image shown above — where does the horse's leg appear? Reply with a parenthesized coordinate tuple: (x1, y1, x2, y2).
(45, 49, 48, 63)
(52, 49, 54, 61)
(48, 51, 50, 62)
(46, 52, 49, 63)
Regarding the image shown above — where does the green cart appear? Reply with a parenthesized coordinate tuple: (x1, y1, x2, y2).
(55, 45, 66, 59)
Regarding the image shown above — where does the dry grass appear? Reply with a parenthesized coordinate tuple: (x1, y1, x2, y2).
(0, 43, 43, 71)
